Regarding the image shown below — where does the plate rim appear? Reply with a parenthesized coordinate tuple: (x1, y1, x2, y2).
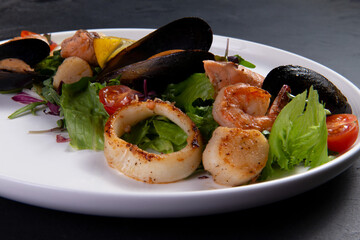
(1, 28, 359, 217)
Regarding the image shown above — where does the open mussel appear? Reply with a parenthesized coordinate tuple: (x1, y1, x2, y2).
(0, 38, 50, 91)
(98, 50, 215, 92)
(97, 17, 213, 79)
(0, 38, 50, 66)
(262, 65, 352, 114)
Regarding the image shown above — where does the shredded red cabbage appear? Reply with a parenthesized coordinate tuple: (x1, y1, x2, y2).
(12, 92, 43, 104)
(56, 134, 70, 143)
(141, 79, 156, 100)
(12, 91, 61, 116)
(46, 102, 60, 115)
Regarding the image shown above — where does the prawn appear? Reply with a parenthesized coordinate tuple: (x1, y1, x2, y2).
(60, 30, 99, 66)
(203, 60, 264, 94)
(212, 83, 290, 131)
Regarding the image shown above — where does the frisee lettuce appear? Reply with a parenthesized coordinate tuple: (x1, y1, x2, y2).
(261, 86, 329, 179)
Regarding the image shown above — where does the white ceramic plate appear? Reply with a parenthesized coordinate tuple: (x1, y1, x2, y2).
(0, 29, 360, 218)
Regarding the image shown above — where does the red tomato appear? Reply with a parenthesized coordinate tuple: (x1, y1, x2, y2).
(326, 114, 359, 153)
(21, 30, 38, 38)
(49, 42, 58, 52)
(99, 85, 141, 115)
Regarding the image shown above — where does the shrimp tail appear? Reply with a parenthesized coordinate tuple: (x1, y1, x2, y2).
(267, 84, 291, 117)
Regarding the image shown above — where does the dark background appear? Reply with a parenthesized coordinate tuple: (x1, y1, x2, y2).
(1, 0, 360, 239)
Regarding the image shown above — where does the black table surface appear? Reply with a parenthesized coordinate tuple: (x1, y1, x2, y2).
(1, 0, 360, 239)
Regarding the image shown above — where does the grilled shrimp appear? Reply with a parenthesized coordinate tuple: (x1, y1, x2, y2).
(61, 30, 99, 66)
(203, 60, 264, 93)
(212, 83, 290, 131)
(203, 126, 269, 186)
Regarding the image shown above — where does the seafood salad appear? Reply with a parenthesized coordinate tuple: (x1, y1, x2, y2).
(0, 17, 358, 187)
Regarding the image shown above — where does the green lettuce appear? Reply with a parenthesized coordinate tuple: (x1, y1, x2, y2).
(121, 116, 187, 154)
(60, 77, 109, 150)
(34, 50, 64, 76)
(163, 73, 218, 141)
(261, 87, 329, 179)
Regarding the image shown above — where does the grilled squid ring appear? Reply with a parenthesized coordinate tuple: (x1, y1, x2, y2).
(104, 99, 203, 183)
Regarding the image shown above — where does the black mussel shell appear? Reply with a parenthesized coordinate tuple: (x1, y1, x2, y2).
(0, 38, 50, 66)
(98, 17, 213, 79)
(262, 65, 352, 114)
(0, 70, 47, 92)
(98, 50, 214, 92)
(0, 38, 50, 91)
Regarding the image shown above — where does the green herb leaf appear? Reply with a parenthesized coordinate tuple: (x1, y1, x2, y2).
(214, 54, 256, 68)
(8, 101, 47, 119)
(233, 55, 256, 68)
(214, 55, 227, 61)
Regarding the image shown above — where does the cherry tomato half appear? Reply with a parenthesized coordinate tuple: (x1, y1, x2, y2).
(49, 42, 58, 52)
(326, 114, 359, 153)
(99, 85, 141, 115)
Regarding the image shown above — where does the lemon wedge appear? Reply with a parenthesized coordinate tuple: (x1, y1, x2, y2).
(94, 36, 135, 68)
(106, 38, 135, 62)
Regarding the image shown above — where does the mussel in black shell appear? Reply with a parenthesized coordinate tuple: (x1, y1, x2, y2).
(0, 38, 50, 66)
(98, 50, 215, 92)
(0, 38, 50, 91)
(0, 70, 46, 92)
(97, 17, 213, 79)
(262, 65, 352, 114)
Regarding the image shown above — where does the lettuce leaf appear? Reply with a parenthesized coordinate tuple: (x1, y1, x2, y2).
(60, 77, 109, 150)
(35, 50, 64, 76)
(121, 116, 187, 154)
(163, 73, 218, 141)
(153, 118, 188, 146)
(261, 87, 329, 179)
